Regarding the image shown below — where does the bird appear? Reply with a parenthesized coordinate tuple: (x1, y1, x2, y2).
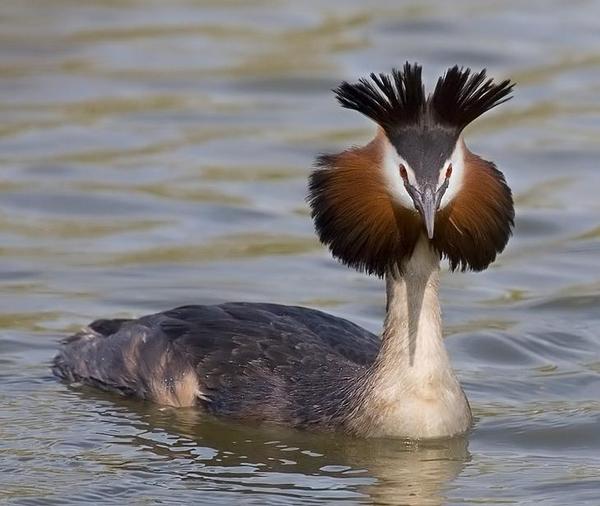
(53, 63, 515, 440)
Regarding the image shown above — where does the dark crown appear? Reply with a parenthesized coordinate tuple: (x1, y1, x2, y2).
(334, 62, 514, 132)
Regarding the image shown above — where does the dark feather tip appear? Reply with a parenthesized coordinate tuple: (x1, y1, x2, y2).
(334, 63, 514, 132)
(430, 65, 514, 130)
(333, 61, 426, 129)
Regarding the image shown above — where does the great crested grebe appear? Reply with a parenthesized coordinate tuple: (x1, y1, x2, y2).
(53, 63, 514, 439)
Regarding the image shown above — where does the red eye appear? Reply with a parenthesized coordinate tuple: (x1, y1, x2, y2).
(399, 164, 408, 181)
(446, 164, 453, 178)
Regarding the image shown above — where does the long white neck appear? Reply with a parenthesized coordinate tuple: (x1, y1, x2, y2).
(379, 236, 450, 383)
(349, 236, 472, 439)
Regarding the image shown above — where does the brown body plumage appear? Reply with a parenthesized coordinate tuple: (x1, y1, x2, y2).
(53, 63, 515, 440)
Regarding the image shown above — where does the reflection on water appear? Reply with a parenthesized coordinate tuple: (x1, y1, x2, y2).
(18, 387, 469, 505)
(1, 0, 600, 504)
(122, 399, 469, 506)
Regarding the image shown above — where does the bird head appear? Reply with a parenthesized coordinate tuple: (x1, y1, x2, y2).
(308, 63, 515, 276)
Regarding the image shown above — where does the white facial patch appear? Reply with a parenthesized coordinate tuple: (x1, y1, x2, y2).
(380, 135, 465, 211)
(380, 136, 417, 210)
(438, 139, 465, 209)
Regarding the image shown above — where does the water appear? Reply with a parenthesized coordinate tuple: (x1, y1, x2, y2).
(1, 0, 600, 504)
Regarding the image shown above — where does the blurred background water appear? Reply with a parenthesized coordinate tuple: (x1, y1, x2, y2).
(1, 0, 600, 504)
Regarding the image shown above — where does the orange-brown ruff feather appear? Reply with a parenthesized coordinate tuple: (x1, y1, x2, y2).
(308, 136, 513, 275)
(309, 132, 421, 277)
(433, 145, 513, 271)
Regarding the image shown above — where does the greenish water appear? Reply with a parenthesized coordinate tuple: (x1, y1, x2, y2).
(1, 0, 600, 504)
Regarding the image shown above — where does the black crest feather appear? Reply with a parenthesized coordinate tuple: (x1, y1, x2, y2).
(334, 62, 426, 129)
(430, 66, 514, 130)
(335, 63, 514, 132)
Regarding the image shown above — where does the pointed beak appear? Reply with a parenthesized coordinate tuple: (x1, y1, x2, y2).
(415, 186, 437, 239)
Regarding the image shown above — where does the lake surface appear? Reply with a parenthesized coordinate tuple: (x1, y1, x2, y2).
(1, 0, 600, 504)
